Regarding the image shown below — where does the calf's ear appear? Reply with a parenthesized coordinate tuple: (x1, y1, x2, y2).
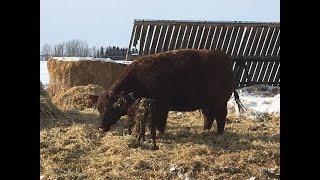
(88, 94, 99, 108)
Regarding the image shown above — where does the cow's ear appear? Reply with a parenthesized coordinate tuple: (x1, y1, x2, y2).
(88, 94, 99, 108)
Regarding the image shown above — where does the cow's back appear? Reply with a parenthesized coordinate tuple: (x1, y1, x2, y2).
(127, 49, 234, 111)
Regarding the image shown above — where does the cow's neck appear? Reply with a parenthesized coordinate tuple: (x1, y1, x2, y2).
(110, 71, 140, 96)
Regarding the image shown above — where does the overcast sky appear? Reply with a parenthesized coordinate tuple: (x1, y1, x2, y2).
(40, 0, 280, 48)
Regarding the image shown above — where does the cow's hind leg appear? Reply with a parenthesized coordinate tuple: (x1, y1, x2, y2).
(213, 102, 228, 135)
(201, 107, 215, 131)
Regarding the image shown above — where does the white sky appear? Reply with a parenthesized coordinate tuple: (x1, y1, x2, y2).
(40, 0, 280, 48)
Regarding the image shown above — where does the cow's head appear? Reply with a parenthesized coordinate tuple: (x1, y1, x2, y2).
(89, 91, 135, 132)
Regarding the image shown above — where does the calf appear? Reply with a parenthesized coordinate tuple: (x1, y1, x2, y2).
(127, 97, 158, 150)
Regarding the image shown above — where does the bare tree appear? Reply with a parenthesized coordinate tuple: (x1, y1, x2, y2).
(91, 46, 97, 57)
(41, 43, 52, 60)
(64, 39, 90, 57)
(82, 42, 90, 57)
(47, 40, 126, 58)
(53, 43, 65, 57)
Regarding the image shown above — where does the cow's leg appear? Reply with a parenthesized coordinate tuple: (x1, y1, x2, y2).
(156, 106, 169, 134)
(201, 107, 215, 131)
(150, 121, 159, 150)
(213, 102, 228, 135)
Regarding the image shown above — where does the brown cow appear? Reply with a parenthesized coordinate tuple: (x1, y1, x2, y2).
(89, 49, 244, 135)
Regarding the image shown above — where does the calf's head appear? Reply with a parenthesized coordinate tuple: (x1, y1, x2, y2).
(89, 91, 135, 132)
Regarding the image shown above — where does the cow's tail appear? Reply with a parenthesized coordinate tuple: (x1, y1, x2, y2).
(233, 90, 245, 114)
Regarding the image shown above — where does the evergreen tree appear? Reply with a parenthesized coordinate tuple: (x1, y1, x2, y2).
(99, 46, 104, 58)
(96, 49, 100, 58)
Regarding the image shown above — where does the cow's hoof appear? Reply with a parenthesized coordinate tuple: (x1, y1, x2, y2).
(98, 127, 105, 132)
(202, 129, 210, 133)
(98, 126, 109, 133)
(152, 146, 159, 150)
(216, 132, 224, 140)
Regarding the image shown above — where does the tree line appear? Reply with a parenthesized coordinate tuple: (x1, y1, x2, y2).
(40, 39, 138, 61)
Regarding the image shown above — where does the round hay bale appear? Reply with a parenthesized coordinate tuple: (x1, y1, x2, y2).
(40, 81, 64, 119)
(52, 84, 105, 111)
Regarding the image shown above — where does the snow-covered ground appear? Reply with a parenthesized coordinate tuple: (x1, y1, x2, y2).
(40, 60, 279, 117)
(51, 57, 132, 65)
(40, 61, 49, 88)
(228, 86, 280, 118)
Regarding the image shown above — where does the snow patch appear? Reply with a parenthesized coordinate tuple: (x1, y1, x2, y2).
(228, 85, 280, 118)
(51, 57, 133, 65)
(40, 61, 49, 88)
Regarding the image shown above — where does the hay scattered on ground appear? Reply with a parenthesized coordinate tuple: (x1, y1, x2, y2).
(52, 84, 105, 111)
(40, 108, 279, 179)
(40, 81, 64, 121)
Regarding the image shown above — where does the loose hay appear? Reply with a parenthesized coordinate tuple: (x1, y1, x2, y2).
(40, 81, 64, 120)
(52, 84, 105, 111)
(47, 58, 127, 97)
(41, 109, 279, 179)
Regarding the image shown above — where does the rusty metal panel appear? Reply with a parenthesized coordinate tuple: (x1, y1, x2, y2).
(149, 25, 162, 54)
(204, 26, 215, 49)
(230, 27, 246, 55)
(175, 26, 186, 49)
(260, 27, 275, 56)
(224, 27, 237, 54)
(266, 28, 280, 56)
(271, 29, 280, 56)
(198, 26, 209, 49)
(128, 19, 280, 56)
(192, 26, 204, 49)
(180, 26, 192, 49)
(256, 27, 269, 56)
(142, 25, 155, 55)
(132, 24, 142, 48)
(138, 25, 148, 55)
(220, 27, 233, 52)
(162, 26, 174, 52)
(187, 26, 197, 49)
(155, 25, 168, 53)
(126, 19, 280, 88)
(209, 26, 222, 50)
(133, 19, 279, 28)
(168, 25, 181, 50)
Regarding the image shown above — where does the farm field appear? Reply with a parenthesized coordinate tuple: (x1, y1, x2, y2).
(40, 61, 280, 180)
(40, 108, 279, 179)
